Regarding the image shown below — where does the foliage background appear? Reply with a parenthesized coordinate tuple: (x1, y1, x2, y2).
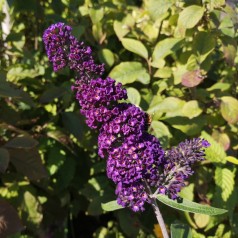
(0, 0, 238, 237)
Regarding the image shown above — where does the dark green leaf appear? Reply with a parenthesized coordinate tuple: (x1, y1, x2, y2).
(170, 223, 192, 238)
(0, 148, 10, 173)
(5, 136, 38, 149)
(8, 148, 48, 181)
(0, 199, 24, 236)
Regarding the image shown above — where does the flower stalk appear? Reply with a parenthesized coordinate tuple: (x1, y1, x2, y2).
(144, 180, 169, 238)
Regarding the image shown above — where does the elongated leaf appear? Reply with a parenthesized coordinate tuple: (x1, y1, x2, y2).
(109, 62, 150, 85)
(121, 38, 148, 59)
(102, 196, 227, 215)
(156, 195, 227, 215)
(5, 136, 38, 149)
(226, 156, 238, 165)
(127, 87, 141, 106)
(0, 81, 21, 98)
(178, 6, 204, 29)
(170, 224, 192, 238)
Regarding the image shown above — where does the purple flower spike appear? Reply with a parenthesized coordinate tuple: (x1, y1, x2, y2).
(157, 138, 210, 200)
(43, 22, 104, 77)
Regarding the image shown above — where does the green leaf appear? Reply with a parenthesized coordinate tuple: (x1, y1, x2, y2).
(0, 81, 21, 98)
(0, 199, 24, 236)
(221, 36, 237, 66)
(156, 195, 227, 215)
(62, 112, 86, 142)
(121, 38, 148, 59)
(165, 116, 206, 136)
(152, 38, 183, 65)
(220, 96, 238, 124)
(150, 121, 172, 148)
(127, 87, 141, 106)
(109, 62, 150, 85)
(98, 48, 115, 68)
(8, 147, 48, 181)
(170, 223, 192, 238)
(194, 213, 210, 228)
(113, 15, 135, 39)
(148, 97, 185, 117)
(215, 167, 235, 201)
(5, 136, 38, 149)
(24, 191, 43, 225)
(178, 6, 204, 29)
(192, 32, 216, 63)
(0, 148, 10, 173)
(182, 100, 202, 119)
(147, 0, 175, 21)
(201, 131, 227, 163)
(101, 200, 123, 212)
(39, 86, 66, 104)
(226, 156, 238, 165)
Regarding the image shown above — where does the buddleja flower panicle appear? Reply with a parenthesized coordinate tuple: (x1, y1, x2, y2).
(43, 22, 210, 213)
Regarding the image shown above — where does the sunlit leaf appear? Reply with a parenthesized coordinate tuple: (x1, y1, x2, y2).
(215, 167, 235, 201)
(201, 131, 227, 163)
(121, 38, 148, 59)
(127, 87, 141, 106)
(178, 6, 204, 29)
(226, 156, 238, 165)
(220, 96, 238, 124)
(152, 38, 183, 64)
(109, 62, 150, 85)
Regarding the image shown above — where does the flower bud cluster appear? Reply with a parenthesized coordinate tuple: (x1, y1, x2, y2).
(156, 138, 210, 199)
(44, 23, 210, 212)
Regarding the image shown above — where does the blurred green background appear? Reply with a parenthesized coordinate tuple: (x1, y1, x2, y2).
(0, 0, 238, 237)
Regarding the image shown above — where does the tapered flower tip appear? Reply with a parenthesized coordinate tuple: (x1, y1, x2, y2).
(201, 139, 210, 148)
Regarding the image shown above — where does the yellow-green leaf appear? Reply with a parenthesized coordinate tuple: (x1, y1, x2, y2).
(178, 6, 204, 29)
(121, 38, 148, 59)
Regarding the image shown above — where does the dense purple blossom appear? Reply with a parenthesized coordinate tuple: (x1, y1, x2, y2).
(98, 103, 148, 158)
(43, 22, 104, 77)
(43, 23, 210, 213)
(106, 133, 164, 185)
(116, 182, 149, 212)
(71, 77, 127, 129)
